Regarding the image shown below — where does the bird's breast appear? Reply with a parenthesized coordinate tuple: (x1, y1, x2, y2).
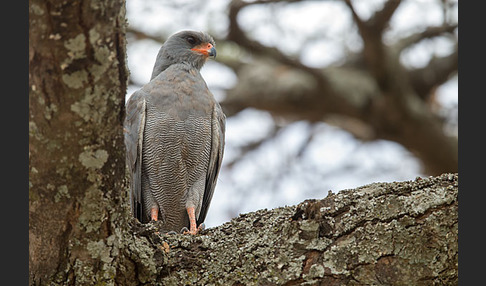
(143, 107, 212, 178)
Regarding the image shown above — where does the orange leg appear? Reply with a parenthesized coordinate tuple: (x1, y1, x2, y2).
(151, 207, 158, 221)
(184, 207, 198, 235)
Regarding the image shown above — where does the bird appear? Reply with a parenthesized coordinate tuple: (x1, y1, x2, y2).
(124, 30, 225, 235)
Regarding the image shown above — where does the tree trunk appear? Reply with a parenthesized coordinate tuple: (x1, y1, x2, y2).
(29, 0, 129, 284)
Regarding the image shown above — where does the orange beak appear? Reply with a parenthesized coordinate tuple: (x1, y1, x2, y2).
(191, 43, 216, 58)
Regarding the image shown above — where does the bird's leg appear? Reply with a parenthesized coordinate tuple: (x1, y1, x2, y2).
(151, 206, 159, 221)
(150, 207, 161, 235)
(184, 207, 198, 235)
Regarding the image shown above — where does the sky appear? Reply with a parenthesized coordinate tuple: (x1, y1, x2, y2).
(124, 0, 458, 228)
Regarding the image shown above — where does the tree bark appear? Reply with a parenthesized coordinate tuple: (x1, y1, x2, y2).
(29, 0, 129, 284)
(128, 173, 458, 285)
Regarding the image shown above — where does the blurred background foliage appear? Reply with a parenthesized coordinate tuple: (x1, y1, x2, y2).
(125, 0, 458, 227)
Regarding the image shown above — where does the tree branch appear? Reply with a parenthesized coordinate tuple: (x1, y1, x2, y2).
(227, 0, 330, 84)
(343, 0, 388, 85)
(129, 173, 458, 285)
(409, 46, 458, 100)
(126, 27, 166, 43)
(368, 0, 402, 32)
(395, 24, 458, 53)
(343, 0, 366, 33)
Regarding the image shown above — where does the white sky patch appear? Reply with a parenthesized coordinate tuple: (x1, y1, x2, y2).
(433, 36, 457, 57)
(126, 0, 175, 34)
(273, 121, 311, 156)
(225, 108, 275, 147)
(126, 39, 161, 84)
(238, 5, 279, 48)
(351, 0, 388, 21)
(238, 1, 352, 60)
(304, 124, 357, 171)
(301, 40, 344, 67)
(400, 40, 435, 69)
(400, 36, 457, 69)
(126, 85, 139, 102)
(127, 0, 231, 36)
(385, 0, 447, 42)
(201, 61, 238, 91)
(436, 75, 458, 108)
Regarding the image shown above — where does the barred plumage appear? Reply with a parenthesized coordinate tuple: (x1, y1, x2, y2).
(124, 31, 225, 234)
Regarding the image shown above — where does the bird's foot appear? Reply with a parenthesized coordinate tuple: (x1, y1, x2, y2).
(183, 228, 198, 235)
(181, 223, 205, 235)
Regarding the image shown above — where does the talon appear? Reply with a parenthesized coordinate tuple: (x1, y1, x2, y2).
(198, 223, 205, 231)
(183, 229, 197, 235)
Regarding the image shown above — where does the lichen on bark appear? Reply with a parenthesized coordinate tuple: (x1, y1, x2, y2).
(124, 173, 457, 285)
(29, 0, 129, 284)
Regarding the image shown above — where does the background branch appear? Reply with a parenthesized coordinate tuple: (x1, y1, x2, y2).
(396, 24, 458, 53)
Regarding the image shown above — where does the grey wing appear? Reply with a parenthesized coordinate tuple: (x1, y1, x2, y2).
(197, 105, 226, 226)
(124, 91, 147, 222)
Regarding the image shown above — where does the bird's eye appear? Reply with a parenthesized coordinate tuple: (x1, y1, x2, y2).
(186, 36, 196, 45)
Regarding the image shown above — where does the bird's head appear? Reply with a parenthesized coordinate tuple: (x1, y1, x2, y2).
(151, 30, 216, 80)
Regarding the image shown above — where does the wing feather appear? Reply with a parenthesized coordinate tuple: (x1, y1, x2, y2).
(124, 91, 147, 222)
(197, 104, 226, 225)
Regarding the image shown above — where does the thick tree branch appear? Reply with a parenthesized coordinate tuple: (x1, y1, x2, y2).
(343, 0, 388, 86)
(369, 0, 401, 32)
(129, 173, 458, 285)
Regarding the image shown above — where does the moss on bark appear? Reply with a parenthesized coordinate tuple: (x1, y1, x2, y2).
(125, 173, 457, 285)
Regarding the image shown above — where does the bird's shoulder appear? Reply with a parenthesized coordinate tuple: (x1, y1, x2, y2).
(125, 89, 147, 122)
(141, 65, 217, 118)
